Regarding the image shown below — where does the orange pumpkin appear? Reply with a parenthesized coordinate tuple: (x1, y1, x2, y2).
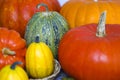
(60, 0, 120, 28)
(58, 11, 120, 80)
(0, 0, 61, 37)
(0, 27, 26, 69)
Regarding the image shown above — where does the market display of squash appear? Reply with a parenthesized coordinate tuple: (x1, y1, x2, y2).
(0, 0, 61, 37)
(26, 36, 54, 78)
(0, 62, 29, 80)
(0, 27, 26, 69)
(58, 11, 120, 80)
(24, 3, 69, 58)
(1, 0, 120, 80)
(60, 0, 120, 28)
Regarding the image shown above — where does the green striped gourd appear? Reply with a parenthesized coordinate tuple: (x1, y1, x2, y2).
(24, 3, 69, 58)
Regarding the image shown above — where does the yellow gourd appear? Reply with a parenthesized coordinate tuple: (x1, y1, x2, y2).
(0, 62, 29, 80)
(26, 36, 54, 79)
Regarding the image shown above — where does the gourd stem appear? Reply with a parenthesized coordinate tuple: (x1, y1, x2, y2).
(35, 36, 40, 43)
(10, 62, 22, 70)
(2, 48, 15, 55)
(36, 3, 49, 12)
(96, 11, 107, 37)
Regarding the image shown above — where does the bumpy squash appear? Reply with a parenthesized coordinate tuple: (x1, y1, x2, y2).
(0, 27, 26, 69)
(0, 62, 29, 80)
(25, 3, 69, 58)
(26, 36, 54, 79)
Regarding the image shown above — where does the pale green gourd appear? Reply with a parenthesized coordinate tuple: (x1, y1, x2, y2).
(24, 3, 69, 58)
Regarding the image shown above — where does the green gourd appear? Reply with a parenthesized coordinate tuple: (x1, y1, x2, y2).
(24, 3, 69, 58)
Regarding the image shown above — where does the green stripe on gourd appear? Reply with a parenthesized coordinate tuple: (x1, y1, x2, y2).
(24, 3, 69, 59)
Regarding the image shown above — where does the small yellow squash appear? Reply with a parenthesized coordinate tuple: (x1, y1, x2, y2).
(26, 36, 54, 79)
(0, 62, 29, 80)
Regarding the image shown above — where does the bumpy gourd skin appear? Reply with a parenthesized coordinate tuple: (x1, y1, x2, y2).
(25, 10, 69, 58)
(26, 41, 54, 78)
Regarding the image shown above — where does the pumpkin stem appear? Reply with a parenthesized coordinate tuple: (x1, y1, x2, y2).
(2, 48, 15, 56)
(35, 36, 40, 43)
(36, 3, 49, 12)
(96, 11, 107, 37)
(10, 62, 22, 70)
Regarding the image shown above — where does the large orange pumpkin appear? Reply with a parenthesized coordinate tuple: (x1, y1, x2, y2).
(60, 0, 120, 28)
(58, 12, 120, 80)
(0, 27, 26, 69)
(0, 0, 61, 37)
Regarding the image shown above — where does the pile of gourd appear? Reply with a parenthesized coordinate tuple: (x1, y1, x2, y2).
(0, 0, 120, 80)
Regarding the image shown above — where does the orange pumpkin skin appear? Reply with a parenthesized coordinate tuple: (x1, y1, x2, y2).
(0, 0, 3, 6)
(0, 28, 26, 69)
(60, 0, 120, 28)
(0, 0, 61, 37)
(58, 24, 120, 80)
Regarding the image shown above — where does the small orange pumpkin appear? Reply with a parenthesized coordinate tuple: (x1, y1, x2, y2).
(0, 27, 26, 69)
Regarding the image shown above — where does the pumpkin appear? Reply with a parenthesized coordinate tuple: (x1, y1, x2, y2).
(0, 0, 3, 6)
(58, 11, 120, 80)
(26, 36, 54, 78)
(24, 3, 69, 58)
(0, 62, 29, 80)
(0, 27, 26, 69)
(0, 0, 61, 37)
(60, 0, 120, 28)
